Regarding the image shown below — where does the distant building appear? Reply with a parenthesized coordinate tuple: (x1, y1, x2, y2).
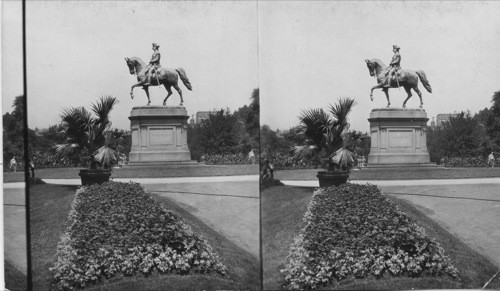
(435, 112, 459, 127)
(195, 110, 217, 124)
(189, 114, 195, 126)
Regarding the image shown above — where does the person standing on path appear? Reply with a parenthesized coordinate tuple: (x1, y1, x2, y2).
(488, 152, 495, 168)
(248, 149, 255, 164)
(28, 158, 36, 179)
(260, 159, 274, 181)
(9, 156, 17, 172)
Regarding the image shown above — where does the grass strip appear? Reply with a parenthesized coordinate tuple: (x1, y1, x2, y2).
(5, 164, 258, 182)
(4, 260, 27, 291)
(275, 167, 500, 181)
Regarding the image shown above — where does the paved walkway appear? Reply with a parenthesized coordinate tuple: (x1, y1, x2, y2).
(283, 178, 500, 269)
(381, 184, 500, 269)
(145, 181, 259, 258)
(3, 187, 26, 274)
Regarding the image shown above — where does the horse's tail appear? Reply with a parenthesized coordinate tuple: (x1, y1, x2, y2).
(175, 68, 192, 91)
(416, 70, 432, 93)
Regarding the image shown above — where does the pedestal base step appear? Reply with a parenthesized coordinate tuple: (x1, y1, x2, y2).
(125, 160, 199, 167)
(365, 163, 443, 170)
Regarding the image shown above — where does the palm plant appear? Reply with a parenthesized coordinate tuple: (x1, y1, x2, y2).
(54, 96, 119, 169)
(293, 97, 356, 171)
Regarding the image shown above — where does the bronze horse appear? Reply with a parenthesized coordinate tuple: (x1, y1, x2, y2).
(125, 57, 192, 106)
(365, 59, 432, 108)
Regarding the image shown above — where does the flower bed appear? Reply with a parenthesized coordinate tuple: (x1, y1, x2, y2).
(50, 182, 227, 289)
(281, 184, 458, 289)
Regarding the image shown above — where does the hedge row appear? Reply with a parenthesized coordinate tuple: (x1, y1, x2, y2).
(50, 182, 227, 290)
(262, 153, 319, 170)
(200, 153, 249, 165)
(281, 184, 458, 289)
(442, 156, 490, 167)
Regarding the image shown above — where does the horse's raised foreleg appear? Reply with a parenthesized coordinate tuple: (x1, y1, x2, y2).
(403, 86, 412, 108)
(370, 83, 384, 101)
(413, 86, 424, 108)
(173, 84, 184, 106)
(142, 86, 151, 106)
(163, 84, 173, 106)
(383, 88, 390, 108)
(130, 82, 143, 100)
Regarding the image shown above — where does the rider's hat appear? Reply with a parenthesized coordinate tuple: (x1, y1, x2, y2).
(393, 45, 400, 50)
(152, 43, 160, 48)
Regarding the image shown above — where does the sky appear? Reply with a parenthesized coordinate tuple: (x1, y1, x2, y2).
(2, 0, 23, 114)
(2, 1, 259, 130)
(259, 1, 500, 132)
(3, 1, 500, 133)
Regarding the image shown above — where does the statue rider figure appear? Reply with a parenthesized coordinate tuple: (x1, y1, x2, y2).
(143, 43, 161, 86)
(384, 45, 401, 87)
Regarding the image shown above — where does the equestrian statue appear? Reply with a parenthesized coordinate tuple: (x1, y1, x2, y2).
(365, 45, 432, 108)
(125, 43, 192, 106)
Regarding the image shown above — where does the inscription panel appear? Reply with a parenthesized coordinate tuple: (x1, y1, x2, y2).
(388, 130, 414, 148)
(150, 128, 174, 146)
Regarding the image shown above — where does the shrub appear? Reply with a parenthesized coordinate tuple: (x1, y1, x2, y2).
(281, 184, 458, 289)
(50, 182, 227, 290)
(200, 153, 248, 165)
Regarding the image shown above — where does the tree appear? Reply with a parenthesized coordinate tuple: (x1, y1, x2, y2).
(188, 88, 260, 160)
(282, 125, 306, 147)
(3, 95, 25, 167)
(234, 88, 260, 153)
(479, 90, 500, 151)
(439, 111, 487, 158)
(260, 125, 290, 158)
(345, 130, 371, 158)
(54, 96, 119, 169)
(189, 108, 241, 157)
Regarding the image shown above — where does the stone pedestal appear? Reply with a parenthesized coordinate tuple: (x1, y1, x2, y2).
(128, 106, 195, 166)
(367, 108, 437, 168)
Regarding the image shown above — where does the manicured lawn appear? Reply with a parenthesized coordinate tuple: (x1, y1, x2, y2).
(261, 185, 500, 289)
(30, 183, 260, 290)
(4, 164, 258, 183)
(276, 167, 500, 181)
(261, 186, 312, 290)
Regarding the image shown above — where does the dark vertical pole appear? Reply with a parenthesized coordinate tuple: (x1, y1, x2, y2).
(22, 0, 33, 290)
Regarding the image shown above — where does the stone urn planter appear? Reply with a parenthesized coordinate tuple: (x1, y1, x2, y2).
(79, 169, 111, 186)
(317, 170, 350, 188)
